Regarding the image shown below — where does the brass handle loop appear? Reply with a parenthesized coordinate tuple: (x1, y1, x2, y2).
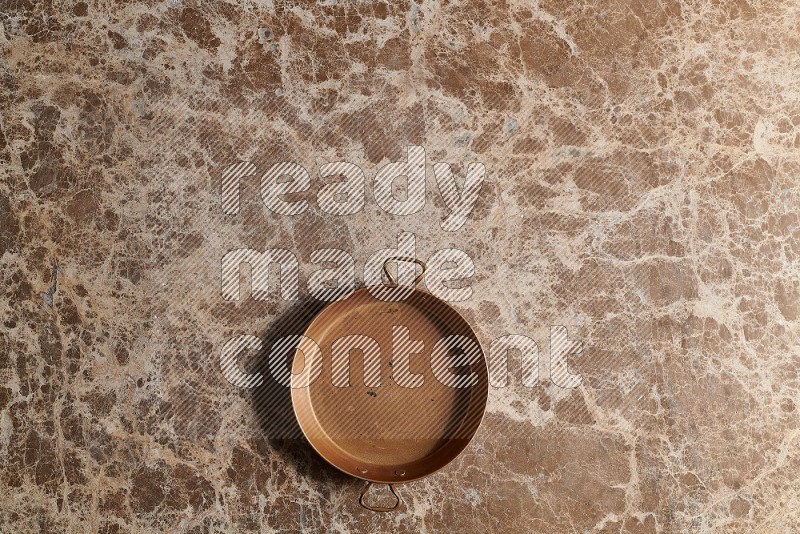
(382, 256, 426, 287)
(359, 482, 401, 512)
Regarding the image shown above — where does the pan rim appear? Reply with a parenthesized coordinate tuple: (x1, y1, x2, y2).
(289, 285, 489, 484)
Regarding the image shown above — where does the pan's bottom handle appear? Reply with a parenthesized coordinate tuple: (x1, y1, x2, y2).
(359, 482, 401, 512)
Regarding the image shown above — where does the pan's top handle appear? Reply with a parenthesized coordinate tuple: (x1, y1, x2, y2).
(359, 482, 401, 512)
(383, 256, 426, 287)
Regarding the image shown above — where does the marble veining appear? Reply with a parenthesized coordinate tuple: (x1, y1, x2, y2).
(1, 0, 799, 532)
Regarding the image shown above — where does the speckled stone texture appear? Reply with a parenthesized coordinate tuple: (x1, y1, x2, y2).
(2, 0, 800, 532)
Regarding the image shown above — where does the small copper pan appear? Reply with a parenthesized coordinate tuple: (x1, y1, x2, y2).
(290, 258, 489, 511)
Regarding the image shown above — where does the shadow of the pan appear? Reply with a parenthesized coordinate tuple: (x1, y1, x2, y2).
(248, 298, 353, 491)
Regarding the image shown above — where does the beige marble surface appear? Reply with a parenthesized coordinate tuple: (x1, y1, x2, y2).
(2, 0, 799, 532)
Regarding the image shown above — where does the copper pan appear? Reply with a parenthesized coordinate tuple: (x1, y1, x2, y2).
(290, 258, 489, 511)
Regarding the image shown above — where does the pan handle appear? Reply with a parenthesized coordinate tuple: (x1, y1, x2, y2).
(383, 257, 426, 287)
(359, 482, 401, 512)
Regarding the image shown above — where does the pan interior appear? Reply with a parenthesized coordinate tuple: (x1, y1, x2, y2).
(291, 289, 488, 481)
